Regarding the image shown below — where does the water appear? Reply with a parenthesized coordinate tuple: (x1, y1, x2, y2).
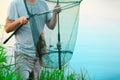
(69, 23, 120, 80)
(69, 1, 120, 79)
(70, 42, 120, 80)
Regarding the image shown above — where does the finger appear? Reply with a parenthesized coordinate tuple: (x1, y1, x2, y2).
(23, 17, 27, 21)
(54, 5, 61, 14)
(54, 4, 60, 8)
(23, 17, 28, 24)
(24, 20, 28, 24)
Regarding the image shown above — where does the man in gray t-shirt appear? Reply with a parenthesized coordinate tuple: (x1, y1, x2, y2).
(5, 0, 60, 79)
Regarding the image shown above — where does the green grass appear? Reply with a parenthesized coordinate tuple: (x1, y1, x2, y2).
(40, 66, 90, 80)
(0, 45, 90, 80)
(0, 45, 17, 80)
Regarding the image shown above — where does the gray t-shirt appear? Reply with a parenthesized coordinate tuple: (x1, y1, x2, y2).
(7, 0, 51, 56)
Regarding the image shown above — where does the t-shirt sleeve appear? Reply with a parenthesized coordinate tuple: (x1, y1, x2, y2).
(45, 3, 51, 22)
(46, 11, 52, 22)
(7, 1, 19, 20)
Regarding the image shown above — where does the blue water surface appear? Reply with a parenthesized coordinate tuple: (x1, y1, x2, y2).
(70, 17, 120, 80)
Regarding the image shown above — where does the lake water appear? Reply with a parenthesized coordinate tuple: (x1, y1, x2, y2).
(70, 36, 120, 80)
(70, 17, 120, 80)
(69, 1, 120, 80)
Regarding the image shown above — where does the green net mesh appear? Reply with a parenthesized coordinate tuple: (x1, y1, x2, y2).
(40, 0, 82, 68)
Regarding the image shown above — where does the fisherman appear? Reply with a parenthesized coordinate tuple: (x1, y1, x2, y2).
(4, 0, 61, 79)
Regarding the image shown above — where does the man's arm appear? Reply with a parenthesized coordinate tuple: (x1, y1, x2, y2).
(46, 5, 61, 30)
(4, 16, 28, 33)
(46, 13, 57, 30)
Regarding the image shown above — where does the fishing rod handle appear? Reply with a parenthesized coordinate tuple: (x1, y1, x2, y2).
(3, 24, 23, 44)
(3, 18, 29, 44)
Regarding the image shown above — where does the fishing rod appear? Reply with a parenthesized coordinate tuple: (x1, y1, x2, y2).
(3, 1, 80, 44)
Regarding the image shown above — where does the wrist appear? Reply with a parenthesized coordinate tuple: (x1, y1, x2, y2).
(53, 12, 58, 16)
(16, 18, 21, 24)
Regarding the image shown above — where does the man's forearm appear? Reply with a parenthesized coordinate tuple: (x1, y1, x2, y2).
(5, 19, 20, 33)
(5, 16, 28, 33)
(47, 13, 57, 30)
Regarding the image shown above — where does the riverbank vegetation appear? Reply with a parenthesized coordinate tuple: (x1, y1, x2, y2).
(0, 45, 90, 80)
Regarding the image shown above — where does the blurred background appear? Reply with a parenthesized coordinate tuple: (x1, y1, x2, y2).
(0, 0, 120, 80)
(70, 0, 120, 80)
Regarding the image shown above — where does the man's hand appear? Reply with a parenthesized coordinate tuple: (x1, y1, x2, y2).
(53, 4, 61, 14)
(19, 16, 28, 24)
(46, 4, 61, 30)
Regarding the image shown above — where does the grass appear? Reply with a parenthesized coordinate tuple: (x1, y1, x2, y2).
(40, 66, 90, 80)
(0, 45, 17, 80)
(0, 45, 90, 80)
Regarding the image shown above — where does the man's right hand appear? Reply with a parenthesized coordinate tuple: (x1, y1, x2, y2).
(5, 16, 28, 33)
(19, 16, 28, 24)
